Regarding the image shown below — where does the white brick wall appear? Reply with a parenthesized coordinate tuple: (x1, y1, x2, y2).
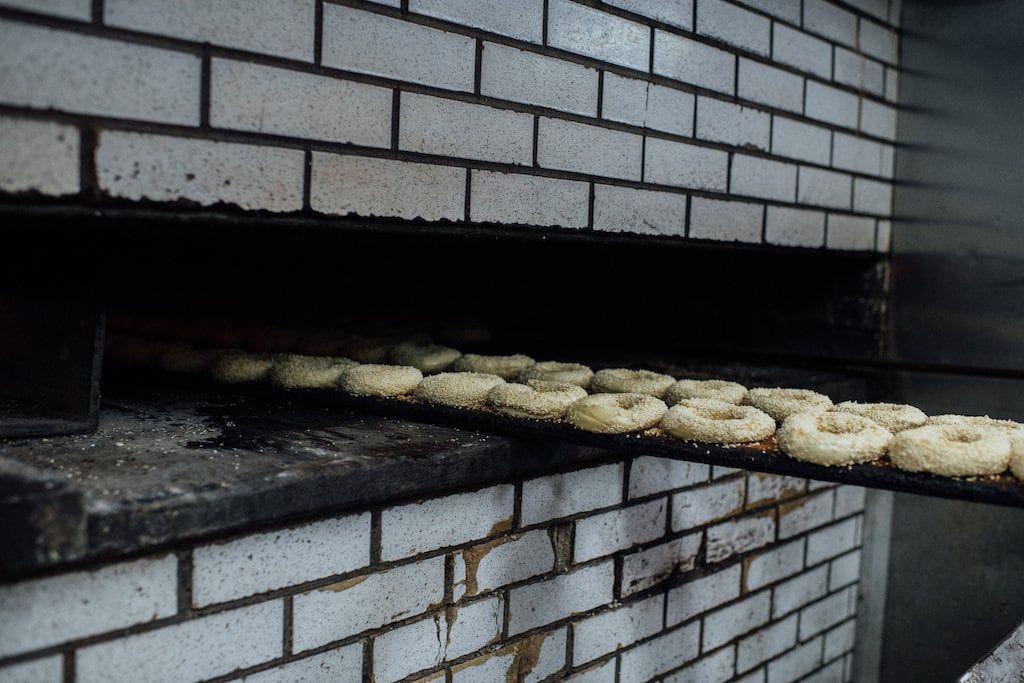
(827, 214, 877, 251)
(452, 529, 554, 599)
(737, 60, 803, 113)
(689, 197, 763, 243)
(619, 623, 701, 683)
(0, 654, 63, 682)
(654, 31, 736, 94)
(603, 74, 696, 138)
(630, 457, 709, 498)
(772, 565, 828, 617)
(645, 139, 729, 191)
(778, 492, 835, 538)
(798, 167, 853, 209)
(697, 0, 771, 56)
(0, 116, 79, 196)
(807, 517, 862, 564)
(772, 25, 832, 79)
(765, 205, 826, 247)
(243, 644, 362, 682)
(521, 464, 623, 525)
(537, 118, 643, 181)
(665, 646, 735, 683)
(697, 97, 771, 151)
(706, 512, 776, 562)
(547, 0, 649, 71)
(606, 0, 693, 30)
(731, 155, 798, 202)
(592, 185, 687, 236)
(411, 0, 544, 43)
(768, 637, 822, 682)
(805, 82, 859, 128)
(667, 564, 740, 625)
(772, 117, 832, 165)
(743, 539, 805, 591)
(469, 170, 588, 227)
(799, 586, 856, 639)
(574, 499, 667, 562)
(507, 561, 614, 634)
(672, 478, 745, 530)
(0, 0, 90, 20)
(621, 533, 702, 596)
(480, 42, 598, 116)
(804, 0, 857, 47)
(573, 595, 663, 663)
(702, 591, 771, 650)
(400, 94, 533, 165)
(737, 615, 798, 672)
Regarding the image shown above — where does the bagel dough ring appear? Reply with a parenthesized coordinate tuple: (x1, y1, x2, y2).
(591, 368, 676, 398)
(664, 379, 748, 406)
(777, 412, 892, 466)
(928, 414, 1024, 437)
(269, 354, 359, 389)
(487, 380, 587, 420)
(211, 352, 277, 383)
(661, 398, 775, 444)
(451, 353, 536, 380)
(389, 343, 462, 374)
(1010, 436, 1024, 480)
(744, 387, 833, 422)
(567, 393, 667, 434)
(158, 344, 225, 374)
(339, 364, 423, 397)
(518, 361, 594, 389)
(833, 401, 927, 433)
(414, 372, 505, 408)
(889, 424, 1011, 477)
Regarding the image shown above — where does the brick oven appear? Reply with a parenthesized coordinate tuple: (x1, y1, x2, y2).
(2, 1, 1023, 682)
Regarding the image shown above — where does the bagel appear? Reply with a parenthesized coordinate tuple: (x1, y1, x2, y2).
(664, 379, 748, 406)
(777, 412, 892, 466)
(451, 353, 536, 380)
(518, 361, 594, 389)
(928, 414, 1024, 437)
(269, 354, 358, 389)
(211, 352, 277, 383)
(889, 424, 1011, 477)
(833, 401, 927, 432)
(1010, 436, 1024, 480)
(567, 393, 667, 434)
(591, 368, 675, 398)
(744, 387, 833, 422)
(487, 380, 587, 420)
(339, 364, 423, 397)
(158, 343, 226, 374)
(414, 372, 505, 408)
(661, 398, 775, 444)
(389, 343, 462, 374)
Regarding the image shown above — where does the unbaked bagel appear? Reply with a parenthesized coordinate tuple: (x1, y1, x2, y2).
(211, 352, 277, 383)
(567, 393, 667, 434)
(744, 387, 833, 422)
(777, 412, 892, 466)
(339, 364, 423, 397)
(487, 380, 587, 420)
(591, 368, 675, 398)
(269, 354, 358, 389)
(928, 414, 1024, 437)
(519, 361, 594, 389)
(889, 424, 1011, 477)
(664, 379, 748, 406)
(451, 353, 536, 380)
(833, 401, 927, 432)
(389, 343, 462, 374)
(414, 372, 505, 408)
(661, 398, 775, 444)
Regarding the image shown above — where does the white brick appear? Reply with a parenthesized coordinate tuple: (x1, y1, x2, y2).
(779, 492, 834, 539)
(77, 601, 282, 682)
(767, 637, 822, 683)
(0, 655, 62, 683)
(697, 97, 770, 150)
(702, 591, 771, 650)
(481, 42, 598, 116)
(859, 19, 898, 63)
(620, 623, 701, 683)
(521, 464, 623, 525)
(829, 549, 861, 590)
(507, 561, 614, 634)
(773, 25, 831, 79)
(803, 659, 844, 683)
(799, 587, 855, 639)
(713, 466, 744, 479)
(0, 555, 175, 658)
(106, 0, 313, 61)
(664, 646, 736, 683)
(834, 48, 884, 96)
(193, 514, 370, 607)
(382, 485, 514, 561)
(602, 74, 696, 137)
(411, 0, 543, 43)
(877, 219, 892, 252)
(734, 0, 800, 23)
(743, 539, 804, 591)
(242, 644, 362, 682)
(689, 197, 763, 243)
(573, 595, 664, 663)
(737, 59, 803, 114)
(881, 143, 895, 178)
(453, 529, 555, 600)
(805, 82, 859, 128)
(292, 556, 444, 651)
(823, 619, 856, 660)
(731, 155, 797, 202)
(654, 31, 735, 94)
(0, 0, 88, 19)
(606, 0, 693, 29)
(470, 170, 588, 228)
(96, 132, 304, 212)
(803, 0, 857, 47)
(846, 0, 888, 22)
(0, 116, 78, 196)
(322, 5, 474, 91)
(311, 153, 465, 221)
(667, 564, 740, 625)
(771, 117, 831, 165)
(885, 66, 899, 103)
(853, 177, 892, 215)
(0, 22, 199, 125)
(697, 0, 770, 56)
(737, 615, 798, 672)
(645, 139, 729, 191)
(798, 167, 852, 209)
(537, 118, 643, 181)
(400, 93, 533, 165)
(706, 513, 776, 563)
(593, 185, 687, 236)
(621, 533, 702, 596)
(450, 628, 565, 682)
(834, 486, 867, 517)
(826, 214, 876, 251)
(547, 0, 649, 70)
(807, 518, 860, 565)
(860, 99, 898, 140)
(566, 659, 616, 683)
(748, 474, 808, 508)
(210, 60, 390, 146)
(809, 480, 837, 492)
(774, 566, 828, 617)
(631, 458, 709, 499)
(737, 668, 767, 683)
(834, 133, 889, 175)
(575, 499, 667, 562)
(672, 478, 745, 531)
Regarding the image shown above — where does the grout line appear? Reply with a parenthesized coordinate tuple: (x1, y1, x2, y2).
(283, 596, 294, 656)
(314, 0, 324, 65)
(474, 39, 483, 95)
(302, 149, 313, 211)
(463, 168, 472, 222)
(177, 549, 194, 615)
(78, 125, 98, 201)
(369, 510, 382, 565)
(199, 53, 211, 129)
(390, 90, 401, 152)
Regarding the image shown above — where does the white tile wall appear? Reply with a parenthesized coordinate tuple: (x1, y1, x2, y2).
(737, 615, 798, 672)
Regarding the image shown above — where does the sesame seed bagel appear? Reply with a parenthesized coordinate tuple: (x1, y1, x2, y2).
(778, 412, 892, 466)
(744, 388, 833, 422)
(889, 424, 1011, 477)
(664, 379, 748, 406)
(591, 368, 676, 398)
(1010, 436, 1024, 480)
(211, 352, 277, 383)
(928, 414, 1024, 437)
(339, 364, 423, 397)
(661, 398, 775, 444)
(414, 372, 505, 409)
(519, 361, 594, 389)
(269, 355, 359, 389)
(487, 380, 588, 420)
(451, 354, 536, 380)
(833, 401, 928, 433)
(567, 393, 667, 434)
(389, 343, 462, 374)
